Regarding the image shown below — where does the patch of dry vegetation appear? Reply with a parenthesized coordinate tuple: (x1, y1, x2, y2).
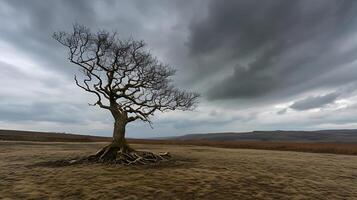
(1, 141, 356, 199)
(2, 129, 357, 156)
(129, 139, 357, 155)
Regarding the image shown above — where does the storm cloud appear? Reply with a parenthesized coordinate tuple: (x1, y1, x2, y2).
(188, 0, 357, 100)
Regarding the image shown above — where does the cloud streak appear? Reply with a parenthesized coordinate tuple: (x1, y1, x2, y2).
(290, 93, 340, 111)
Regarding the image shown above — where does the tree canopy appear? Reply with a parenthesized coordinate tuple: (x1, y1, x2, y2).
(53, 24, 199, 126)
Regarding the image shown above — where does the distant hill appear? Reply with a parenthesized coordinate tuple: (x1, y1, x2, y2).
(173, 130, 357, 143)
(0, 129, 111, 142)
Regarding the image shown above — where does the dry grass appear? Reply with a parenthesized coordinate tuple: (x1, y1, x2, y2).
(1, 141, 357, 199)
(129, 139, 357, 155)
(2, 129, 357, 156)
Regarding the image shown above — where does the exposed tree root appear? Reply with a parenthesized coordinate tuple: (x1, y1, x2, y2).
(68, 143, 172, 166)
(32, 143, 171, 167)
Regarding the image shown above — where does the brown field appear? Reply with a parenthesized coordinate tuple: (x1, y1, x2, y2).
(1, 141, 357, 199)
(2, 129, 357, 156)
(129, 139, 357, 156)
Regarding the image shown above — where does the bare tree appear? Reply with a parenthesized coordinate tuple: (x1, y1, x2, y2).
(53, 24, 199, 164)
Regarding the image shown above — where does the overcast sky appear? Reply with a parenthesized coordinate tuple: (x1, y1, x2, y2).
(1, 0, 357, 138)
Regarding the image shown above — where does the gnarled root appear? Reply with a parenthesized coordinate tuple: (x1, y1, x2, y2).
(114, 150, 171, 165)
(33, 143, 171, 167)
(85, 143, 171, 165)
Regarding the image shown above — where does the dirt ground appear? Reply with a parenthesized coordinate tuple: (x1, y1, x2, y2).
(0, 141, 356, 200)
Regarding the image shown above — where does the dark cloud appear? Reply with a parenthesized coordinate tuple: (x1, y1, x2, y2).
(187, 0, 357, 100)
(290, 92, 340, 111)
(0, 0, 193, 75)
(0, 0, 95, 75)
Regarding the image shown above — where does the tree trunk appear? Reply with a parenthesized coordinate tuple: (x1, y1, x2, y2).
(92, 119, 130, 161)
(108, 101, 130, 150)
(112, 118, 130, 152)
(90, 103, 133, 161)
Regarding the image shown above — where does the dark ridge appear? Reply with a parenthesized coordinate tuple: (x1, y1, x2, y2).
(0, 129, 111, 142)
(172, 129, 357, 143)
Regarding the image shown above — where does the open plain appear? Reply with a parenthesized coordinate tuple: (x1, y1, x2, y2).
(0, 141, 356, 200)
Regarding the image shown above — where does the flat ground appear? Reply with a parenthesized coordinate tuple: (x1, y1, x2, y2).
(0, 141, 356, 200)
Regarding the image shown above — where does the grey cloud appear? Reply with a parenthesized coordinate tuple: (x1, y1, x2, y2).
(290, 104, 357, 128)
(188, 0, 357, 101)
(0, 0, 190, 75)
(0, 61, 30, 79)
(0, 102, 87, 123)
(171, 113, 255, 130)
(173, 119, 230, 130)
(290, 92, 340, 111)
(0, 0, 95, 75)
(207, 64, 278, 99)
(277, 108, 287, 115)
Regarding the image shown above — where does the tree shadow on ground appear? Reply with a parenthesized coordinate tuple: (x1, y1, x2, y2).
(27, 154, 197, 170)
